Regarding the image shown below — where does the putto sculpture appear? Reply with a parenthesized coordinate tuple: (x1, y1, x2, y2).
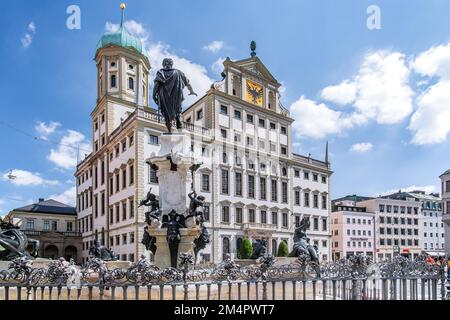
(153, 58, 197, 133)
(161, 210, 186, 268)
(289, 217, 319, 263)
(88, 240, 119, 262)
(140, 190, 160, 256)
(0, 217, 39, 261)
(188, 191, 210, 264)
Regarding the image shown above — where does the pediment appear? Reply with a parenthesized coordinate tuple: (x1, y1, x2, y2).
(228, 57, 281, 87)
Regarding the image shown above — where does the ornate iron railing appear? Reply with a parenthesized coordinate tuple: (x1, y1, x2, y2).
(0, 254, 447, 301)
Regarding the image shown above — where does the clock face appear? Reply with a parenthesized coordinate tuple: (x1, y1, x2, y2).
(246, 80, 264, 106)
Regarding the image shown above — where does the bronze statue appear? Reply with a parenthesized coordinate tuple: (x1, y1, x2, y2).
(139, 190, 160, 256)
(251, 239, 267, 259)
(289, 217, 319, 263)
(0, 217, 39, 261)
(153, 58, 197, 133)
(161, 210, 186, 268)
(88, 240, 119, 261)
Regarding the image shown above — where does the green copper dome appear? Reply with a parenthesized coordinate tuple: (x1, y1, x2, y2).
(95, 24, 147, 57)
(442, 169, 450, 176)
(95, 5, 147, 58)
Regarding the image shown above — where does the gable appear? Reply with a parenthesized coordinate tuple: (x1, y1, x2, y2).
(228, 57, 281, 87)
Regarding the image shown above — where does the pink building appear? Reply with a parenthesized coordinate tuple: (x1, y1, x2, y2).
(331, 204, 376, 261)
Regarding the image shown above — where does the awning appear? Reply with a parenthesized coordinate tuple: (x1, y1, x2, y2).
(424, 251, 446, 257)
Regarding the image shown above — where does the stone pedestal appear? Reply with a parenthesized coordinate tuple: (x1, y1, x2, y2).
(105, 261, 131, 270)
(148, 227, 201, 269)
(147, 131, 199, 217)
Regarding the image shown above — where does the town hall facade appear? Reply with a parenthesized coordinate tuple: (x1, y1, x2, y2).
(75, 12, 333, 265)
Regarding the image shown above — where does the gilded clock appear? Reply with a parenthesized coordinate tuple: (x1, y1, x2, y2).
(245, 80, 264, 106)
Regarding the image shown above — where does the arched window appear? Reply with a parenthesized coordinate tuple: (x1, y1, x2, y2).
(111, 75, 117, 88)
(236, 238, 243, 258)
(222, 237, 230, 260)
(128, 77, 134, 91)
(268, 91, 276, 110)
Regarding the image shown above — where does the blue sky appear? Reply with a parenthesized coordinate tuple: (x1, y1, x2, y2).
(1, 0, 450, 216)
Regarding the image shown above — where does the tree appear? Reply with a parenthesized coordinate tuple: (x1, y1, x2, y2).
(277, 240, 289, 257)
(239, 237, 253, 259)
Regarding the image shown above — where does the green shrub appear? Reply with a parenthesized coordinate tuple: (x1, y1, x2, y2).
(239, 237, 253, 259)
(277, 240, 289, 257)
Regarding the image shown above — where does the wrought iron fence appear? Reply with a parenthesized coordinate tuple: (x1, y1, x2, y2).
(0, 254, 447, 301)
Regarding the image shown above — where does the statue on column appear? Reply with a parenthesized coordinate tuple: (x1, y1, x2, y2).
(153, 58, 197, 134)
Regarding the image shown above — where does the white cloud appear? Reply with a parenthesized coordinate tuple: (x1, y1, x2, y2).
(292, 51, 414, 140)
(378, 185, 437, 197)
(21, 21, 36, 49)
(2, 170, 58, 186)
(211, 57, 225, 74)
(35, 121, 61, 140)
(290, 96, 348, 139)
(350, 142, 373, 153)
(105, 21, 214, 107)
(48, 130, 91, 170)
(321, 81, 357, 106)
(408, 42, 450, 145)
(49, 186, 76, 206)
(203, 41, 225, 53)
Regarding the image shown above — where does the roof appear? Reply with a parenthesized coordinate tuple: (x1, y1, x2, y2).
(12, 199, 76, 216)
(440, 169, 450, 177)
(332, 195, 374, 203)
(95, 24, 147, 58)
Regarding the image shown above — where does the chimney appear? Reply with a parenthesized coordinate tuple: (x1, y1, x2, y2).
(38, 198, 45, 203)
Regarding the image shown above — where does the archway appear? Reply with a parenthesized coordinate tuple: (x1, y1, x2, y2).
(64, 245, 78, 262)
(44, 245, 59, 260)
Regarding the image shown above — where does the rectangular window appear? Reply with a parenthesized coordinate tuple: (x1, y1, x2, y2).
(129, 198, 134, 218)
(260, 210, 267, 224)
(281, 146, 287, 155)
(149, 166, 158, 184)
(220, 129, 227, 139)
(149, 135, 159, 145)
(313, 217, 319, 230)
(322, 218, 327, 231)
(259, 118, 265, 128)
(282, 182, 288, 203)
(295, 191, 300, 205)
(282, 213, 288, 228)
(247, 114, 254, 124)
(235, 208, 243, 224)
(221, 206, 230, 223)
(221, 170, 229, 194)
(248, 175, 255, 198)
(304, 192, 310, 207)
(272, 212, 278, 226)
(235, 172, 242, 196)
(197, 109, 203, 120)
(26, 219, 35, 230)
(322, 195, 327, 209)
(271, 179, 278, 202)
(234, 110, 241, 119)
(281, 126, 287, 135)
(202, 174, 210, 192)
(249, 209, 255, 223)
(220, 105, 228, 115)
(204, 205, 210, 222)
(122, 202, 127, 220)
(313, 194, 319, 208)
(51, 221, 57, 231)
(122, 169, 127, 189)
(129, 165, 134, 185)
(260, 177, 266, 200)
(270, 122, 276, 130)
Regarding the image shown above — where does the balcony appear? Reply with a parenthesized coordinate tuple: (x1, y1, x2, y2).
(24, 230, 82, 237)
(137, 109, 212, 137)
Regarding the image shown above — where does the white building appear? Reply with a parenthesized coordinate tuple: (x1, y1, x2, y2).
(440, 169, 450, 255)
(75, 9, 333, 265)
(387, 191, 444, 257)
(357, 197, 422, 261)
